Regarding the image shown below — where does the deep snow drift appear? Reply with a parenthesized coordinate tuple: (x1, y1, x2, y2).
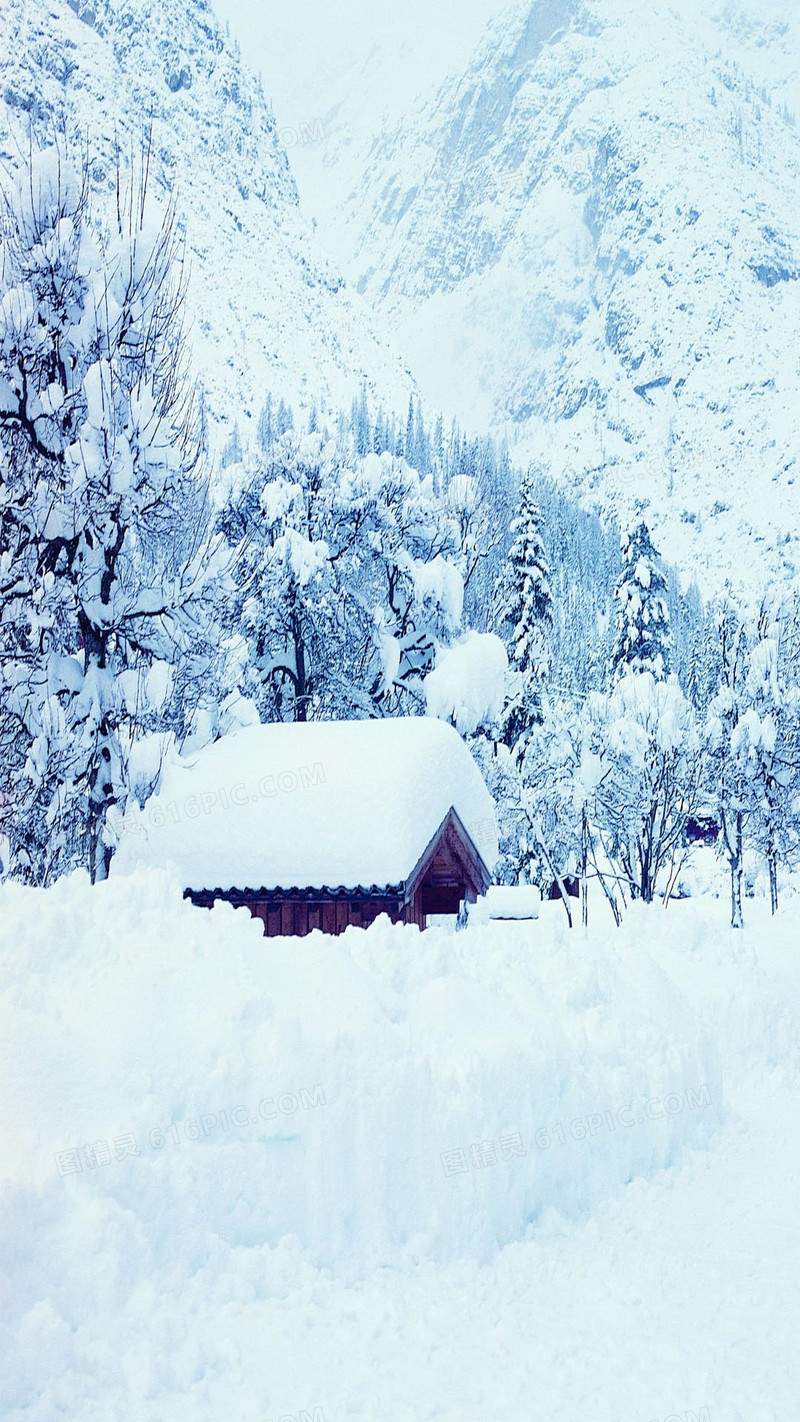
(5, 869, 799, 1418)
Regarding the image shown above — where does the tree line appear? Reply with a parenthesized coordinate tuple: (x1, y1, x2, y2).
(485, 479, 800, 928)
(2, 138, 794, 928)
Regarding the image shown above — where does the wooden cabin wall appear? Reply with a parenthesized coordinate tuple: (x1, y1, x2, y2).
(408, 828, 481, 925)
(246, 898, 404, 936)
(404, 895, 424, 928)
(186, 808, 491, 936)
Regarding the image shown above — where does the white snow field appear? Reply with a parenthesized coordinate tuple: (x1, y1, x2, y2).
(1, 870, 799, 1420)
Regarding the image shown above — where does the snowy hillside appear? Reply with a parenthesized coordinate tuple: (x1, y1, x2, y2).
(321, 0, 800, 589)
(0, 0, 414, 456)
(207, 0, 510, 232)
(6, 869, 800, 1418)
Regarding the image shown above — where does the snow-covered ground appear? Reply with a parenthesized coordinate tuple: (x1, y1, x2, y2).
(2, 869, 798, 1419)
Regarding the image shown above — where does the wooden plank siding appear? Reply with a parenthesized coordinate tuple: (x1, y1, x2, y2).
(183, 805, 493, 937)
(246, 896, 405, 937)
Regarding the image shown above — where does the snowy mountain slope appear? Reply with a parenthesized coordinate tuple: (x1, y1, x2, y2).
(327, 0, 800, 589)
(207, 0, 511, 235)
(0, 0, 414, 456)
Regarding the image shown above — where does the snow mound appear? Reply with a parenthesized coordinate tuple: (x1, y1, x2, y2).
(0, 870, 719, 1283)
(424, 632, 508, 735)
(113, 717, 497, 891)
(469, 885, 542, 922)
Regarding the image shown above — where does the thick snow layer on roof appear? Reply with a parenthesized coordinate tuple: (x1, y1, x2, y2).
(114, 717, 497, 892)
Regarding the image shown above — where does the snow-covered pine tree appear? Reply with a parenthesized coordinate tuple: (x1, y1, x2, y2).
(275, 399, 293, 439)
(432, 413, 445, 488)
(609, 521, 672, 683)
(493, 479, 552, 754)
(353, 385, 370, 456)
(221, 421, 242, 468)
(256, 394, 273, 451)
(404, 398, 416, 471)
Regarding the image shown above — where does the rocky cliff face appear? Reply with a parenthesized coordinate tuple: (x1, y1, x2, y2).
(327, 0, 800, 587)
(0, 0, 414, 456)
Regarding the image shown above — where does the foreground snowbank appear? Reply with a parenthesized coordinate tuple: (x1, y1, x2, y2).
(5, 871, 800, 1420)
(1, 870, 719, 1275)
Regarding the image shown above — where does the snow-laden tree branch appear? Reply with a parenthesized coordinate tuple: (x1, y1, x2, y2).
(0, 138, 223, 882)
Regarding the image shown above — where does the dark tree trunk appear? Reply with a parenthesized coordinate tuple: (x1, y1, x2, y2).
(78, 613, 116, 884)
(768, 839, 779, 916)
(580, 808, 589, 929)
(291, 610, 308, 721)
(730, 812, 744, 930)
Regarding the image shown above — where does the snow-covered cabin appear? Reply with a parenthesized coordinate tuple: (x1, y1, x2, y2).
(116, 718, 497, 935)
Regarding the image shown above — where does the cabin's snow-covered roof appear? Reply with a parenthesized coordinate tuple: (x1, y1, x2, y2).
(114, 717, 497, 893)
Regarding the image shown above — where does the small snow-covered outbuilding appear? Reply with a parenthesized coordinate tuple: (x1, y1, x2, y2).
(116, 717, 497, 935)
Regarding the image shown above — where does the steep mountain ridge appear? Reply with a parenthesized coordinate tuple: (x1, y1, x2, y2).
(330, 0, 800, 589)
(0, 0, 414, 457)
